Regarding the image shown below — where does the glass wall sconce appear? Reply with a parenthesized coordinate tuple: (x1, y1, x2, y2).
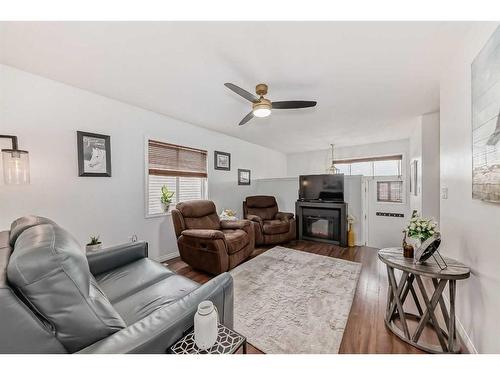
(1, 135, 30, 184)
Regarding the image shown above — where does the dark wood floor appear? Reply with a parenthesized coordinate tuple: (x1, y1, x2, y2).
(166, 240, 460, 354)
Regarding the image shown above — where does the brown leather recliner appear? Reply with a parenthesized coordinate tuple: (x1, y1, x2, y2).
(172, 200, 254, 275)
(243, 196, 296, 245)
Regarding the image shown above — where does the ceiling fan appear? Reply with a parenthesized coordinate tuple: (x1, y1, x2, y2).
(224, 83, 317, 126)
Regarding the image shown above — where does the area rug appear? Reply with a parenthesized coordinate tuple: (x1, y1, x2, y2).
(229, 246, 361, 354)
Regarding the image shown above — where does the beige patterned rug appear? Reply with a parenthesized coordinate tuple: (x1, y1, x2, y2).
(230, 246, 361, 353)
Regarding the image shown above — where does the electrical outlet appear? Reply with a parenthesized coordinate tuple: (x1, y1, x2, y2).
(441, 187, 448, 199)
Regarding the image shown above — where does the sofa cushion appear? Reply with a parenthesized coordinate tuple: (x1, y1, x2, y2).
(262, 220, 290, 235)
(245, 196, 279, 221)
(245, 195, 277, 208)
(9, 215, 56, 247)
(112, 274, 199, 325)
(95, 258, 175, 303)
(222, 229, 249, 254)
(7, 223, 125, 352)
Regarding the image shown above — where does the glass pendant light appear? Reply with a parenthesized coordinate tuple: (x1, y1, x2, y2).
(1, 135, 30, 184)
(327, 143, 341, 174)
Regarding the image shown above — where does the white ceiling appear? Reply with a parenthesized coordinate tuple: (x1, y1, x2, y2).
(0, 22, 474, 153)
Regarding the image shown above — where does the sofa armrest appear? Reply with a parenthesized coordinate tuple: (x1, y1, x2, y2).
(220, 219, 251, 231)
(276, 212, 294, 222)
(245, 214, 263, 225)
(181, 229, 225, 240)
(76, 273, 234, 354)
(87, 241, 148, 276)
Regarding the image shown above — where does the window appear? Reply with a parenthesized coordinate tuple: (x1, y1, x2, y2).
(350, 161, 372, 176)
(334, 155, 402, 177)
(377, 181, 403, 203)
(147, 140, 207, 216)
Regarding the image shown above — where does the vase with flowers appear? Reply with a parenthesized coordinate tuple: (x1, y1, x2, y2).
(405, 210, 439, 259)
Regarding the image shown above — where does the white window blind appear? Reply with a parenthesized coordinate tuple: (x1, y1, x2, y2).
(147, 140, 207, 216)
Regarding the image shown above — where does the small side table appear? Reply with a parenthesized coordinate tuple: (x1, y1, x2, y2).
(169, 323, 247, 354)
(378, 248, 470, 354)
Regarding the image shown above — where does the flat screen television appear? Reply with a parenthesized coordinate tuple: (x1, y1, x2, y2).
(299, 174, 344, 202)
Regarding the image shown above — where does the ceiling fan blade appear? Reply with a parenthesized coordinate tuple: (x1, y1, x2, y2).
(272, 100, 317, 109)
(224, 83, 258, 102)
(239, 111, 254, 126)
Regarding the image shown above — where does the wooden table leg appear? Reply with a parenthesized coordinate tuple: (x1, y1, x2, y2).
(433, 278, 450, 330)
(413, 276, 448, 351)
(387, 266, 411, 339)
(449, 280, 457, 351)
(387, 269, 410, 321)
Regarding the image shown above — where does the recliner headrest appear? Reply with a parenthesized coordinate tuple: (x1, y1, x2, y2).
(245, 196, 277, 208)
(9, 216, 56, 247)
(176, 200, 217, 218)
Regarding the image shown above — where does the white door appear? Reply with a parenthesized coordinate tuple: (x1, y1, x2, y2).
(363, 176, 410, 249)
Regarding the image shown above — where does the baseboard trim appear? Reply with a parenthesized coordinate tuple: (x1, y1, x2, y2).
(154, 251, 180, 263)
(442, 294, 478, 354)
(455, 313, 478, 354)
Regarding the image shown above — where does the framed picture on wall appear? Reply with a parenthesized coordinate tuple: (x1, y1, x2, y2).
(77, 131, 112, 177)
(214, 151, 231, 171)
(238, 169, 251, 185)
(472, 26, 500, 203)
(410, 159, 418, 196)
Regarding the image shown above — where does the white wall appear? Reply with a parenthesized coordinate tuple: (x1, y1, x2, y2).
(408, 112, 440, 222)
(0, 65, 287, 261)
(421, 112, 440, 221)
(440, 23, 500, 353)
(409, 120, 423, 214)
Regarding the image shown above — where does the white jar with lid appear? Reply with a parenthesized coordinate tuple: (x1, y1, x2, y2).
(194, 300, 218, 350)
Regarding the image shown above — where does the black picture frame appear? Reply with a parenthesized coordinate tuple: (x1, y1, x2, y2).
(77, 131, 112, 177)
(214, 151, 231, 171)
(414, 233, 441, 263)
(238, 169, 251, 185)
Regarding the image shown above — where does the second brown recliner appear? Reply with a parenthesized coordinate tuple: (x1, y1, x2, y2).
(172, 200, 254, 275)
(243, 195, 296, 246)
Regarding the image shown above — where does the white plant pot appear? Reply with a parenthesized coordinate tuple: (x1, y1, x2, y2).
(194, 300, 219, 350)
(86, 243, 102, 253)
(161, 202, 171, 212)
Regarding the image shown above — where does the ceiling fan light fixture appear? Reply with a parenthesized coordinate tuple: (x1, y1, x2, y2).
(252, 99, 272, 118)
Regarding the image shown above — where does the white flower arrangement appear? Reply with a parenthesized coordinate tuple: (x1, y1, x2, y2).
(406, 213, 438, 242)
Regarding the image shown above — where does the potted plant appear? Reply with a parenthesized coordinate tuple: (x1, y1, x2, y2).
(406, 211, 439, 257)
(160, 185, 175, 212)
(86, 235, 102, 253)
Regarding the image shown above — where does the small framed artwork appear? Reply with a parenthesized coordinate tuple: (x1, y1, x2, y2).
(77, 131, 112, 177)
(238, 169, 251, 185)
(214, 151, 231, 171)
(410, 159, 418, 196)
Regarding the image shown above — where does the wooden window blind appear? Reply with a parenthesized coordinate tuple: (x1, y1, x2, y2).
(333, 155, 402, 177)
(148, 140, 207, 178)
(333, 154, 402, 165)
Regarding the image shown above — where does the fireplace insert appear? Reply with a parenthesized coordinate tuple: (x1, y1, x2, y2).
(296, 200, 347, 246)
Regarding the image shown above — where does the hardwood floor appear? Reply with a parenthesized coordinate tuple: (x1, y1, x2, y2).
(166, 240, 460, 354)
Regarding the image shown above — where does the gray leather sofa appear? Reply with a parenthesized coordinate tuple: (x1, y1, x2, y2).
(0, 216, 233, 354)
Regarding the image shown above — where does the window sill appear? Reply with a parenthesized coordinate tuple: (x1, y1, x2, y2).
(145, 212, 172, 219)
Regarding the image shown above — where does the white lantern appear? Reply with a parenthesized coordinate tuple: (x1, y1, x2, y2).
(194, 300, 218, 350)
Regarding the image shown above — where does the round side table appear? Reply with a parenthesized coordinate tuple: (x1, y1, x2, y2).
(378, 248, 470, 353)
